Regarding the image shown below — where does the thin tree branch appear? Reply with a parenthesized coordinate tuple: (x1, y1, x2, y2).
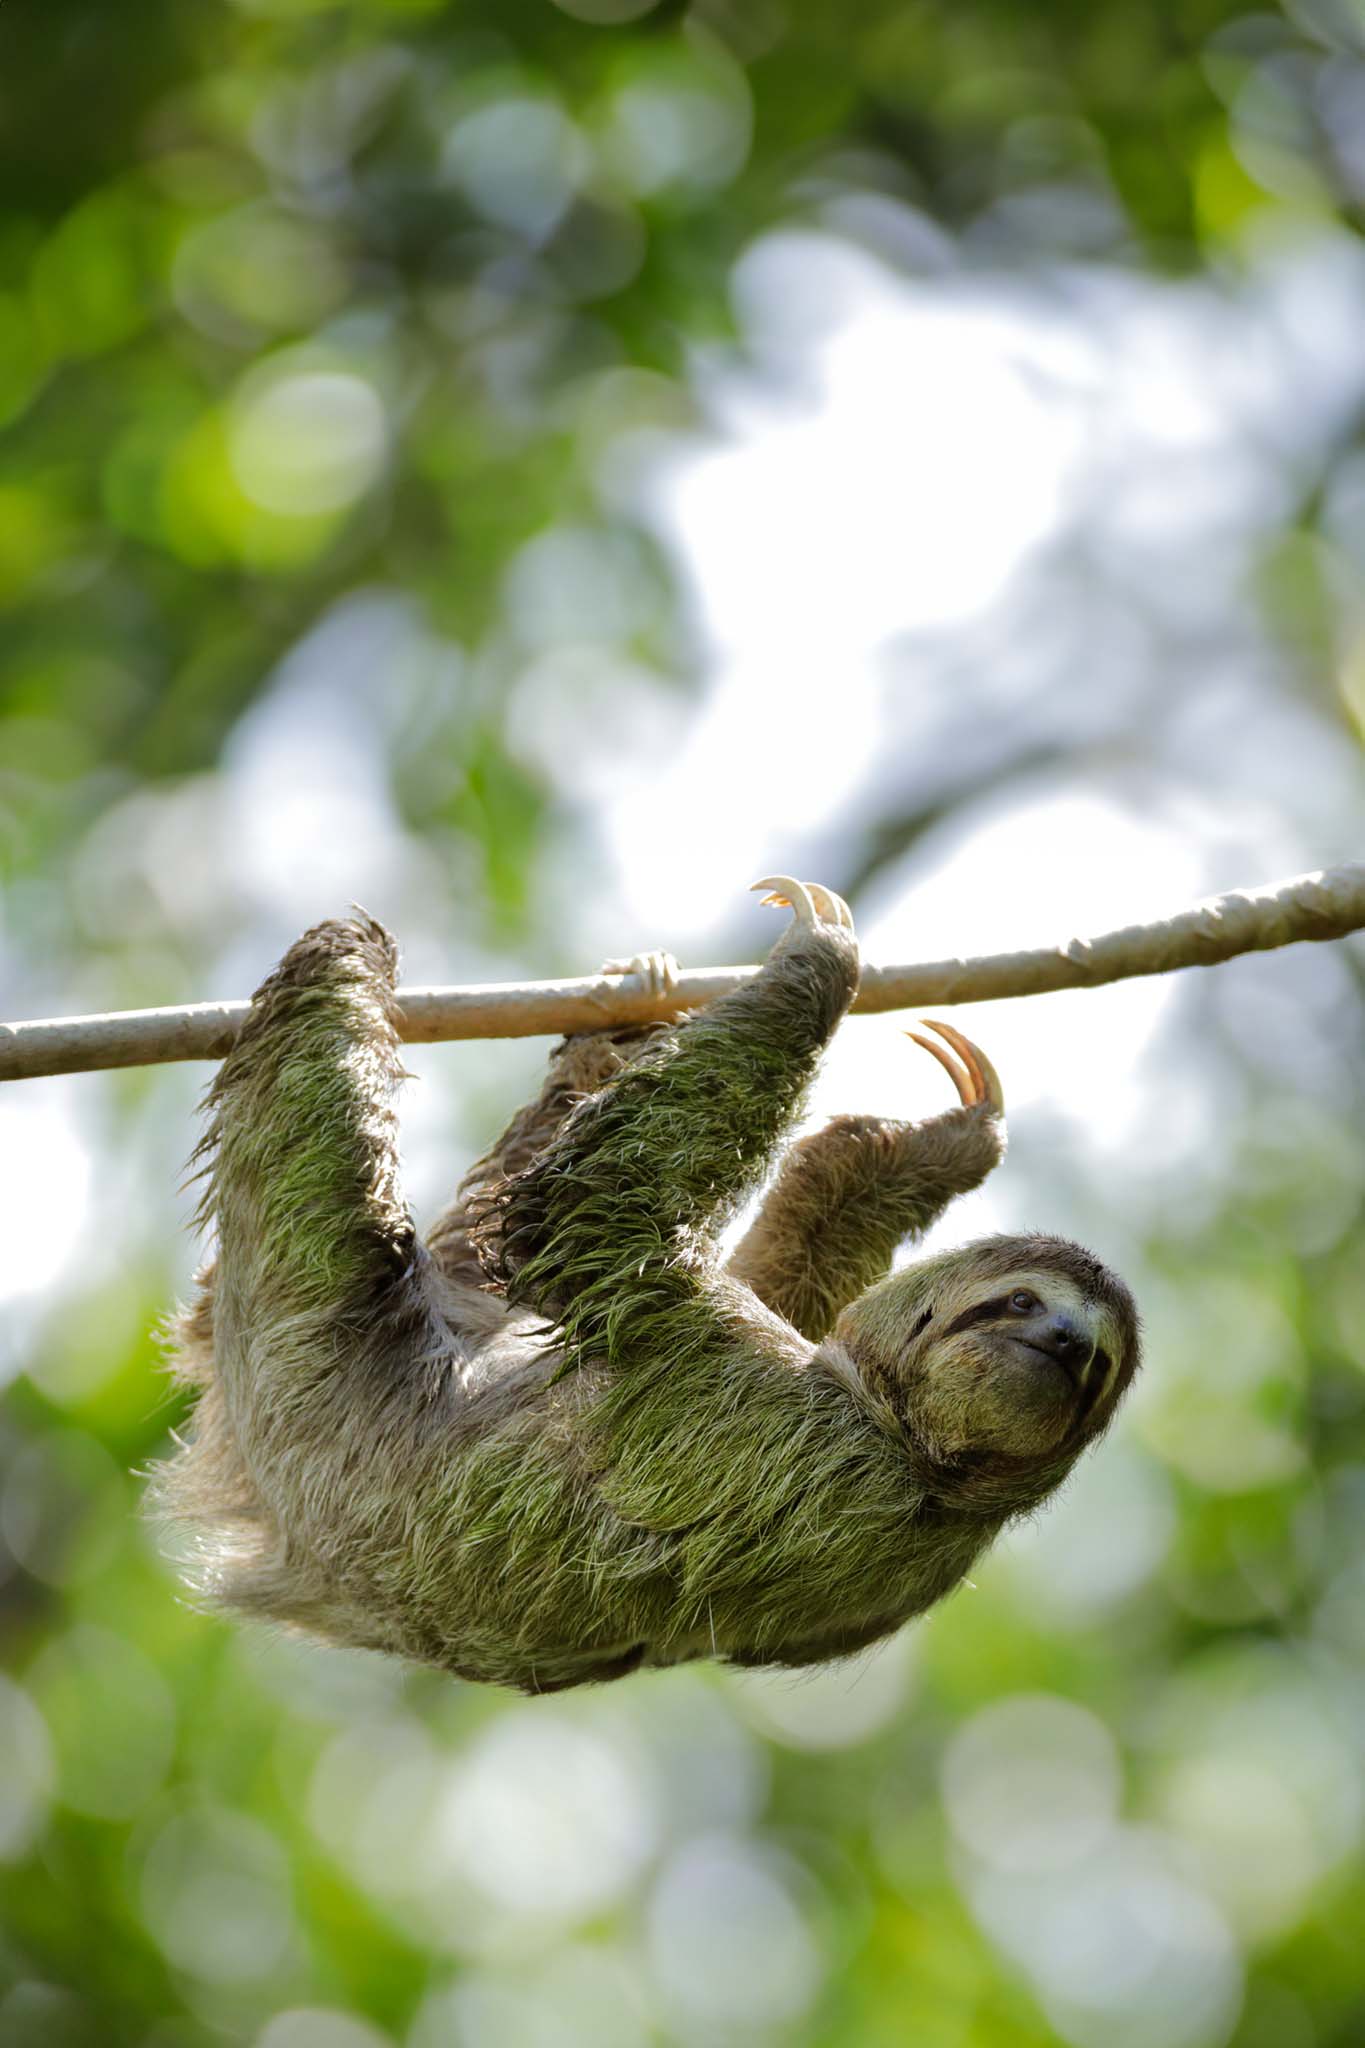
(2, 861, 1362, 1083)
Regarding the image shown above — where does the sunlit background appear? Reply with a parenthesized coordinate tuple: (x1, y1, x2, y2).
(2, 0, 1365, 2043)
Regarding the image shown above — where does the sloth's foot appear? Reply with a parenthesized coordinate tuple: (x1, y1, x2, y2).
(750, 875, 854, 930)
(906, 1019, 1005, 1114)
(598, 949, 680, 998)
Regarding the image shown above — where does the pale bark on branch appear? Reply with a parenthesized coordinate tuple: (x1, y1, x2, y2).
(2, 861, 1362, 1083)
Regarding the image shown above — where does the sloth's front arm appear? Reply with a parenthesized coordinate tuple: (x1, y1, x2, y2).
(432, 1014, 1005, 1345)
(481, 878, 861, 1366)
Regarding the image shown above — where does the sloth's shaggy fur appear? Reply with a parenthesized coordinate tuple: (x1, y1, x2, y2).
(152, 904, 1139, 1693)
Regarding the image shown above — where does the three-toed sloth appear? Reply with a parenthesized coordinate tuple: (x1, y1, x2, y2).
(155, 879, 1139, 1694)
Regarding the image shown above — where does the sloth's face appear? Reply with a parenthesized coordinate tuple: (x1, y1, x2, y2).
(832, 1237, 1138, 1469)
(912, 1269, 1119, 1458)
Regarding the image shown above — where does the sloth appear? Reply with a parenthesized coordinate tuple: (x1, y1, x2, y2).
(154, 878, 1140, 1693)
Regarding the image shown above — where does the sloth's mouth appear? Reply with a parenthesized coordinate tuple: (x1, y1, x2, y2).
(1009, 1335, 1084, 1389)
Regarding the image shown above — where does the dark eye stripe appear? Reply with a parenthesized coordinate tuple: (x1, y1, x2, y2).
(940, 1296, 1118, 1437)
(942, 1294, 1014, 1337)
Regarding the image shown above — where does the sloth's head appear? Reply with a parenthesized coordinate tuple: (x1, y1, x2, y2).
(828, 1234, 1140, 1513)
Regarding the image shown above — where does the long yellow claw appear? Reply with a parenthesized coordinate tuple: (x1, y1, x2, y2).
(905, 1019, 1005, 1113)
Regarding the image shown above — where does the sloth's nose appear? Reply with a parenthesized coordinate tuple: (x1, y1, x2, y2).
(1032, 1314, 1095, 1377)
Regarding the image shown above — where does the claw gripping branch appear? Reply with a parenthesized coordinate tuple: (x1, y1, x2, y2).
(3, 861, 1363, 1080)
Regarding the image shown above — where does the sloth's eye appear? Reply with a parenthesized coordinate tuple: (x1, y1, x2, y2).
(1008, 1290, 1037, 1315)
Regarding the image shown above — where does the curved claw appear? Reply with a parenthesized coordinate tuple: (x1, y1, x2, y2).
(905, 1030, 974, 1105)
(750, 877, 854, 929)
(905, 1019, 1005, 1114)
(924, 1019, 1004, 1113)
(809, 884, 854, 929)
(751, 874, 817, 924)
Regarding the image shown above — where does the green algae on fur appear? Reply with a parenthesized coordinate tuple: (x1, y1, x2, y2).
(152, 896, 1139, 1693)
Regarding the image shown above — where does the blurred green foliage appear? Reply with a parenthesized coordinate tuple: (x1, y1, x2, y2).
(3, 0, 1361, 850)
(4, 0, 1365, 2045)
